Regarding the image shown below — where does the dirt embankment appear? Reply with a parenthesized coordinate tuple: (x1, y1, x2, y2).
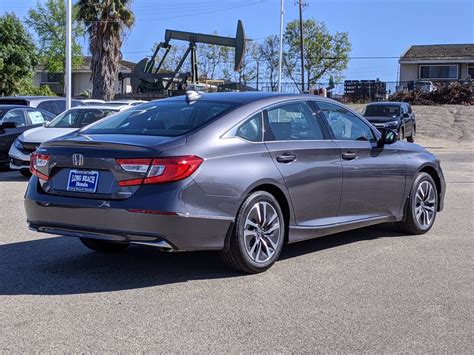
(349, 104, 474, 148)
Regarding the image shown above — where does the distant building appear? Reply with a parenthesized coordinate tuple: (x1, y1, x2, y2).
(399, 44, 474, 83)
(33, 56, 136, 96)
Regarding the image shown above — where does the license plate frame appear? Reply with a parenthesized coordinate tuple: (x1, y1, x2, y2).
(67, 170, 100, 193)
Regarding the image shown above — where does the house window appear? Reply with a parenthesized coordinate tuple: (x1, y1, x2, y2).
(468, 65, 474, 79)
(40, 72, 63, 83)
(419, 65, 458, 80)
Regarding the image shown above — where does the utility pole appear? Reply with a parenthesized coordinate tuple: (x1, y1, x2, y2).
(278, 0, 284, 92)
(298, 0, 305, 92)
(65, 0, 72, 109)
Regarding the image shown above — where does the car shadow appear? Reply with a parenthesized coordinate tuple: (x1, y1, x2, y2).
(0, 224, 406, 296)
(0, 169, 29, 182)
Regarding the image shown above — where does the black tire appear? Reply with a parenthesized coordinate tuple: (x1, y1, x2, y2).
(79, 238, 129, 253)
(20, 169, 32, 178)
(407, 126, 416, 143)
(398, 172, 438, 235)
(220, 191, 285, 274)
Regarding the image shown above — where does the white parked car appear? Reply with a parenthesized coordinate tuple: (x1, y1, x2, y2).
(106, 99, 147, 107)
(81, 99, 107, 105)
(9, 105, 128, 176)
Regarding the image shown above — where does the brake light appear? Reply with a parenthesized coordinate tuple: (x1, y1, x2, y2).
(30, 152, 50, 180)
(116, 156, 203, 186)
(145, 156, 203, 184)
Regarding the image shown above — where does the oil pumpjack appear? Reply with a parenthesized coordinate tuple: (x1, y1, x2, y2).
(119, 20, 246, 95)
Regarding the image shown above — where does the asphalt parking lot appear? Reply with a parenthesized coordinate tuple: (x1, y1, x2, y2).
(0, 144, 472, 352)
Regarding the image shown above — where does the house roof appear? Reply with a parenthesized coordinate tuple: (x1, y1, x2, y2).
(400, 44, 474, 63)
(35, 56, 136, 73)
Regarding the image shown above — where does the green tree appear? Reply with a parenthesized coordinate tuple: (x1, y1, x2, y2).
(77, 0, 135, 100)
(26, 0, 84, 78)
(284, 18, 351, 91)
(0, 13, 38, 96)
(17, 77, 56, 96)
(260, 35, 280, 91)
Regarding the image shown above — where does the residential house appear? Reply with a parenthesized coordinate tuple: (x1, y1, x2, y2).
(33, 56, 136, 96)
(399, 44, 474, 84)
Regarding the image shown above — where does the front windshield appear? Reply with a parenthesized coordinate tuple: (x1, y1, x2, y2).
(82, 100, 237, 137)
(48, 108, 118, 128)
(363, 105, 400, 117)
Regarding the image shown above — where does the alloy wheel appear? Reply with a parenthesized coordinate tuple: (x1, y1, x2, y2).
(414, 180, 436, 228)
(243, 201, 281, 263)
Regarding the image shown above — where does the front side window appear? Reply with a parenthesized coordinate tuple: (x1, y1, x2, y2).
(419, 65, 458, 79)
(265, 101, 324, 141)
(317, 102, 376, 142)
(235, 112, 262, 142)
(83, 100, 237, 137)
(2, 109, 26, 127)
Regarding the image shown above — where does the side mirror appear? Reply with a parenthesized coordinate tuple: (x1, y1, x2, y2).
(403, 113, 409, 118)
(0, 122, 17, 129)
(378, 128, 398, 146)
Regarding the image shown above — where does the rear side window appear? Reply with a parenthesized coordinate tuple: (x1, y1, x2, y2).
(235, 112, 262, 142)
(26, 109, 46, 124)
(265, 101, 324, 141)
(37, 101, 57, 114)
(83, 100, 237, 137)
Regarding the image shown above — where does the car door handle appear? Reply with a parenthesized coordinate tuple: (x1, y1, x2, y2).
(341, 151, 358, 160)
(276, 153, 297, 163)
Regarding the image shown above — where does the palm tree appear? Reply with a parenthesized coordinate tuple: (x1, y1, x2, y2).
(77, 0, 134, 100)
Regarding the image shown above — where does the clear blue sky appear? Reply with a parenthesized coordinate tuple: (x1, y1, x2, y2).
(2, 0, 473, 83)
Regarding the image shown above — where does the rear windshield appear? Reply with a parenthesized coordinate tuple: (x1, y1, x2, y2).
(48, 108, 119, 128)
(82, 100, 237, 137)
(363, 105, 400, 117)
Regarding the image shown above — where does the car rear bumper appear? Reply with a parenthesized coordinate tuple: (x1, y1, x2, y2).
(25, 178, 234, 251)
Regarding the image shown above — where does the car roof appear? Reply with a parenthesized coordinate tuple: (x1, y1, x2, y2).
(366, 101, 406, 106)
(0, 96, 80, 100)
(0, 104, 31, 109)
(161, 92, 314, 104)
(66, 105, 122, 110)
(108, 99, 146, 103)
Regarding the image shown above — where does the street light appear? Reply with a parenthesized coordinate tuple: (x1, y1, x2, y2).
(65, 0, 72, 109)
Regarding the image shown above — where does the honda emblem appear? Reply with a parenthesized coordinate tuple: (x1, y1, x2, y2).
(72, 153, 84, 166)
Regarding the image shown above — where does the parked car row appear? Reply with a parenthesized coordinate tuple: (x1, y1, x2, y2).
(15, 91, 444, 274)
(0, 96, 147, 174)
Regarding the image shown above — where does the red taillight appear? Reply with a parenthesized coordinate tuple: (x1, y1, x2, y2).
(116, 156, 203, 187)
(116, 158, 151, 173)
(30, 152, 50, 180)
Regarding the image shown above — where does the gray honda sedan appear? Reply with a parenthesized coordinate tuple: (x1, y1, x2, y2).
(25, 92, 445, 273)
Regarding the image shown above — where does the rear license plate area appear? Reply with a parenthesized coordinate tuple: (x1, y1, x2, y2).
(67, 170, 99, 193)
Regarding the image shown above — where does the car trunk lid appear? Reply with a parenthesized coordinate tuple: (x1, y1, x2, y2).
(34, 133, 186, 199)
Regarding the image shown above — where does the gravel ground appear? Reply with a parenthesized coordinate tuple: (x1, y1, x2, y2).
(0, 120, 472, 352)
